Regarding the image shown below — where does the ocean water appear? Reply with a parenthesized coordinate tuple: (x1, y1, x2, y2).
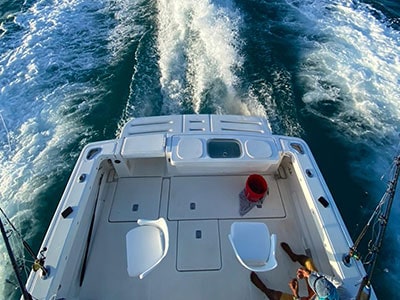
(0, 0, 399, 299)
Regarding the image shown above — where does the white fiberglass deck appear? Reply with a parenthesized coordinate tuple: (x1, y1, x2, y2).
(79, 172, 333, 300)
(26, 115, 372, 299)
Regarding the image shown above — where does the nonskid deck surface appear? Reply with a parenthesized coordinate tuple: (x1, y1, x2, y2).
(79, 174, 331, 300)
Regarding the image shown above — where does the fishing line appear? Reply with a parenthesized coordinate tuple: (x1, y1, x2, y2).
(0, 112, 12, 151)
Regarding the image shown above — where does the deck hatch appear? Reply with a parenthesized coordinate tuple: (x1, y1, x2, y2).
(177, 220, 221, 271)
(109, 177, 162, 222)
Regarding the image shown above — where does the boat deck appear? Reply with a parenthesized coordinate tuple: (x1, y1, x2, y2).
(79, 170, 333, 299)
(25, 115, 374, 300)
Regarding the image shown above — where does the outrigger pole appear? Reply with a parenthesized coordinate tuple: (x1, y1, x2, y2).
(343, 154, 400, 300)
(0, 212, 32, 300)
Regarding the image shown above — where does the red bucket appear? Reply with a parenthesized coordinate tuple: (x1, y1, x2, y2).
(244, 174, 268, 202)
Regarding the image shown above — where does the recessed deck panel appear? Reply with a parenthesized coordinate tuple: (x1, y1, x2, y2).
(177, 220, 221, 271)
(168, 175, 286, 220)
(109, 177, 162, 222)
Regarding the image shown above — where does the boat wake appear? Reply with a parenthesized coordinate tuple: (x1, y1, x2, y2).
(155, 0, 265, 117)
(282, 0, 400, 294)
(287, 0, 400, 191)
(0, 0, 141, 298)
(0, 0, 399, 298)
(295, 0, 400, 141)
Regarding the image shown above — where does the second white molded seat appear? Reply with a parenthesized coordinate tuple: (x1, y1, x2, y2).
(228, 222, 277, 272)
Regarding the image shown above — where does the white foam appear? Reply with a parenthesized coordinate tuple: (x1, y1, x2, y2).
(156, 0, 265, 116)
(290, 0, 400, 140)
(285, 0, 400, 292)
(282, 0, 400, 158)
(104, 0, 150, 64)
(0, 0, 138, 296)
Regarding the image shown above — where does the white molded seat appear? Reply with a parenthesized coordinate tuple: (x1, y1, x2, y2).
(126, 217, 169, 279)
(228, 222, 277, 272)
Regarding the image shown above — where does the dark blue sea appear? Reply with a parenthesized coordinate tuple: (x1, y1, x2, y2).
(0, 0, 399, 298)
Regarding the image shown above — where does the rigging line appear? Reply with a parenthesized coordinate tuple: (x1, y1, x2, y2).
(349, 194, 385, 256)
(361, 160, 397, 265)
(381, 147, 400, 181)
(0, 111, 12, 151)
(363, 216, 382, 265)
(0, 206, 39, 281)
(354, 154, 400, 300)
(0, 214, 33, 300)
(118, 25, 154, 136)
(364, 154, 400, 284)
(344, 152, 400, 266)
(0, 207, 36, 259)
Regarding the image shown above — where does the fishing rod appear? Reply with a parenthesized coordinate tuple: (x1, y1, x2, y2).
(0, 207, 48, 277)
(343, 154, 400, 300)
(0, 212, 32, 300)
(0, 206, 51, 299)
(0, 207, 36, 259)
